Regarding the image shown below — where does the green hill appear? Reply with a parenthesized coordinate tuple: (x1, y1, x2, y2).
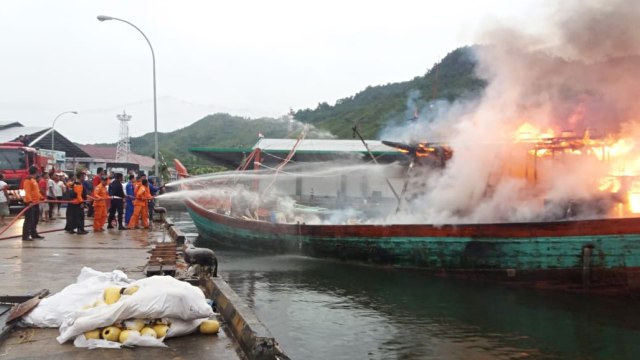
(293, 46, 485, 138)
(107, 46, 484, 172)
(128, 113, 294, 170)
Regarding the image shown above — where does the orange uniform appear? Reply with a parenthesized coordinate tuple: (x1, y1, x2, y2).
(23, 177, 41, 204)
(73, 183, 84, 204)
(22, 176, 43, 240)
(128, 184, 152, 229)
(92, 182, 109, 231)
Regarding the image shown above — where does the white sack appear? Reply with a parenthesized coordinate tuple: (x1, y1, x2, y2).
(166, 318, 208, 338)
(21, 267, 131, 328)
(73, 336, 122, 349)
(58, 275, 214, 343)
(73, 332, 167, 348)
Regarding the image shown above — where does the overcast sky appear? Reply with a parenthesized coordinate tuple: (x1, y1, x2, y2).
(0, 0, 538, 144)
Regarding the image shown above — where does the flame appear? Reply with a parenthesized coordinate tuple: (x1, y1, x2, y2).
(598, 176, 621, 193)
(502, 120, 640, 217)
(629, 190, 640, 214)
(515, 122, 556, 142)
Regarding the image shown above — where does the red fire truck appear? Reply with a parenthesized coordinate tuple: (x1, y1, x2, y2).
(0, 142, 54, 207)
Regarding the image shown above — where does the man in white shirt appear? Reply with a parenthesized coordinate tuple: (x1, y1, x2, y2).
(47, 173, 57, 219)
(51, 173, 65, 218)
(0, 174, 9, 224)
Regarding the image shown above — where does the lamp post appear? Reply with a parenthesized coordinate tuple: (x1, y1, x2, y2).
(97, 15, 159, 180)
(51, 111, 78, 151)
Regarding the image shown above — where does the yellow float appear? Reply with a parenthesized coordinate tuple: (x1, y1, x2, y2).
(118, 329, 139, 343)
(199, 319, 220, 334)
(152, 324, 169, 338)
(140, 327, 157, 338)
(122, 286, 139, 296)
(101, 326, 122, 342)
(126, 319, 146, 331)
(103, 287, 122, 305)
(84, 329, 101, 340)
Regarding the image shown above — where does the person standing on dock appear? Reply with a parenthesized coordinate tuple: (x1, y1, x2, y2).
(68, 172, 89, 235)
(0, 174, 9, 225)
(148, 177, 159, 223)
(64, 175, 75, 233)
(124, 174, 135, 226)
(128, 178, 151, 229)
(46, 172, 57, 219)
(22, 166, 44, 240)
(52, 173, 64, 218)
(92, 176, 109, 232)
(38, 173, 50, 222)
(83, 172, 94, 218)
(107, 173, 126, 230)
(93, 167, 110, 210)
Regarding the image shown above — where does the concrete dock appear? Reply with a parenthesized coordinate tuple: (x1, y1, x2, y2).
(0, 216, 244, 360)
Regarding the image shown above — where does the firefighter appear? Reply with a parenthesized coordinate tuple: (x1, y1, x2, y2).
(92, 176, 109, 232)
(22, 166, 44, 240)
(68, 172, 89, 235)
(128, 178, 152, 229)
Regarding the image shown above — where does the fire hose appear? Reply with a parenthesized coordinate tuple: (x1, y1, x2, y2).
(0, 195, 155, 240)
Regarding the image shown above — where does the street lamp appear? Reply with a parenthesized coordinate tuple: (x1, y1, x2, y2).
(51, 111, 78, 151)
(97, 15, 159, 180)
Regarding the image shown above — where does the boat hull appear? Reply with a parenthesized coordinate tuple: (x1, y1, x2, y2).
(186, 198, 640, 294)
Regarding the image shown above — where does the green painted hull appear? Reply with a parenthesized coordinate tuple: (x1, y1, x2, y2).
(186, 199, 640, 292)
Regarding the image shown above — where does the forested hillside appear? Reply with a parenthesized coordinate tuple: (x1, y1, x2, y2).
(128, 113, 292, 170)
(293, 46, 485, 138)
(102, 46, 485, 171)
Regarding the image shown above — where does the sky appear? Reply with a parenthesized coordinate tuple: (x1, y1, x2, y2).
(0, 0, 539, 145)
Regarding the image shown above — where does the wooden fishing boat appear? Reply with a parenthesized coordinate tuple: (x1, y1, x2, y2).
(185, 196, 640, 294)
(175, 134, 640, 294)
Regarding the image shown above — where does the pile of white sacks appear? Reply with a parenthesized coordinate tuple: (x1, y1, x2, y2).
(21, 267, 219, 348)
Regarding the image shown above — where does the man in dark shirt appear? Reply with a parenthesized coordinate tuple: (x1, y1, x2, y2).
(107, 173, 126, 230)
(83, 173, 94, 218)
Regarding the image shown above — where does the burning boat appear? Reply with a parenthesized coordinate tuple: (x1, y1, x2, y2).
(176, 0, 640, 293)
(175, 128, 640, 295)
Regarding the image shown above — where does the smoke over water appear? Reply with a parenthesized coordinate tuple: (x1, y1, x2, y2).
(169, 0, 640, 225)
(381, 0, 640, 224)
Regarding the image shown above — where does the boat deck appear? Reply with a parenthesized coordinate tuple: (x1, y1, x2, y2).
(0, 217, 243, 360)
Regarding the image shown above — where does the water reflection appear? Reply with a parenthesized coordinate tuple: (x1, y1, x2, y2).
(173, 212, 640, 359)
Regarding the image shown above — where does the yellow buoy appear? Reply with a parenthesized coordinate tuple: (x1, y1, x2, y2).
(103, 287, 122, 305)
(152, 324, 169, 338)
(125, 319, 146, 331)
(140, 327, 157, 338)
(118, 329, 139, 343)
(84, 329, 101, 340)
(122, 286, 139, 296)
(101, 326, 122, 342)
(199, 319, 220, 334)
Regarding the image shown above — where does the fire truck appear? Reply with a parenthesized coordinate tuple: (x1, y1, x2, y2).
(0, 142, 55, 208)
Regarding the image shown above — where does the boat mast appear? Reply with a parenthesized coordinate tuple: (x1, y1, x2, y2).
(352, 125, 401, 204)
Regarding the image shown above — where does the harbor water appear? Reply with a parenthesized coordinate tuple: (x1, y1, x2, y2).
(171, 211, 640, 360)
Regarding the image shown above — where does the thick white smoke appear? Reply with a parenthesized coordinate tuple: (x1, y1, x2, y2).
(382, 0, 640, 224)
(175, 0, 640, 225)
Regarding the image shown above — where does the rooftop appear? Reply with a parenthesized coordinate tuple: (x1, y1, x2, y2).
(189, 138, 407, 168)
(79, 145, 155, 168)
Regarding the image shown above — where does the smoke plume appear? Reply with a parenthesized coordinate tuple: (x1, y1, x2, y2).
(388, 0, 640, 223)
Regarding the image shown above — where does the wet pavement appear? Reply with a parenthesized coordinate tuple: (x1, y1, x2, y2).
(0, 216, 243, 360)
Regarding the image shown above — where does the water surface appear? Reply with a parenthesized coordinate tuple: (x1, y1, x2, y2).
(172, 213, 640, 360)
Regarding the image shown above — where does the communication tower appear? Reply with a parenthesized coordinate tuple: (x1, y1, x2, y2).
(115, 111, 131, 163)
